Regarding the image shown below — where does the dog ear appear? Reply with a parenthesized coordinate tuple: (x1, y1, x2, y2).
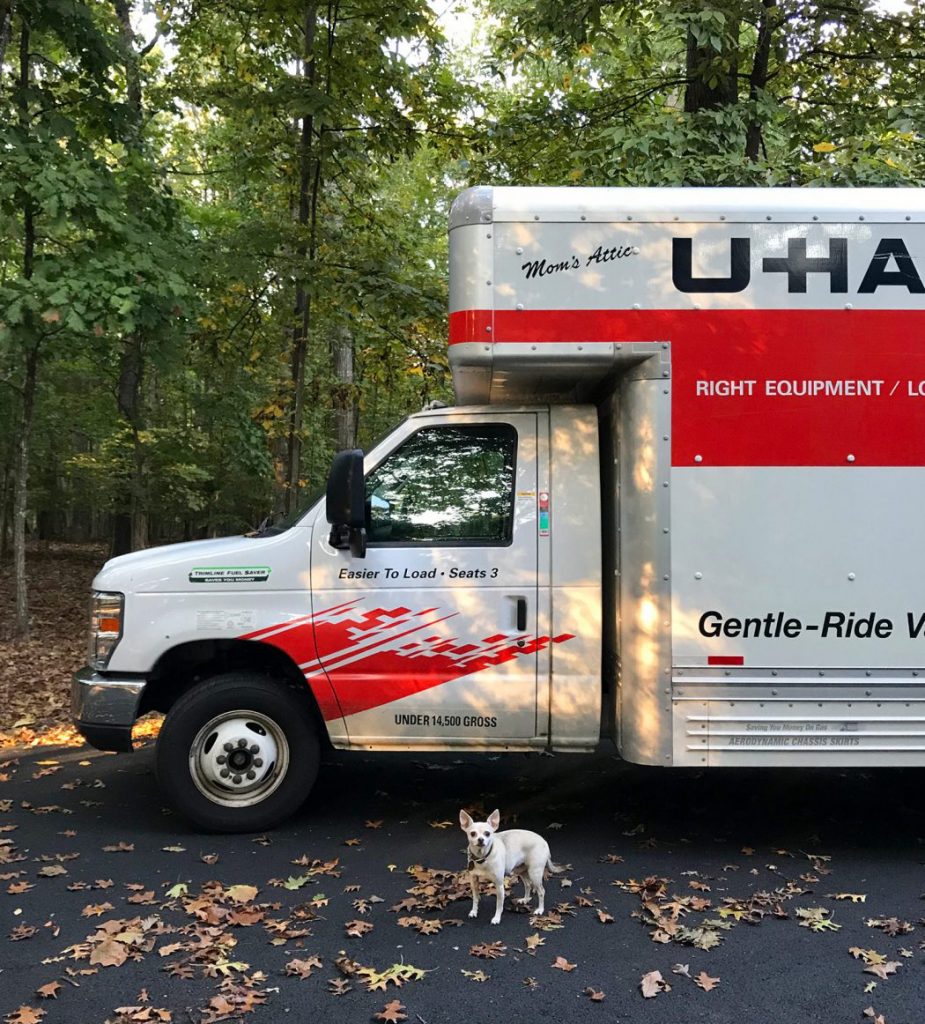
(459, 809, 473, 830)
(487, 809, 500, 831)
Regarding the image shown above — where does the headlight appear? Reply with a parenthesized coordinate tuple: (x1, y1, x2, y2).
(89, 591, 124, 670)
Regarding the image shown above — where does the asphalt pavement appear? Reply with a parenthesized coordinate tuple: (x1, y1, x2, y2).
(2, 739, 924, 1023)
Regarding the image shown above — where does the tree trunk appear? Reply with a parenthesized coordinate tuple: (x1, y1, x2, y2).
(284, 3, 318, 516)
(13, 344, 38, 636)
(0, 0, 13, 83)
(745, 0, 778, 162)
(332, 321, 357, 451)
(683, 2, 739, 113)
(12, 17, 34, 637)
(111, 0, 149, 552)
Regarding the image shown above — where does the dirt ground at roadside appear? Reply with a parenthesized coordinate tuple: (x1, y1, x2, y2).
(0, 544, 105, 748)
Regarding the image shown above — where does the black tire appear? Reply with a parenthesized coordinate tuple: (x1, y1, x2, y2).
(155, 672, 321, 833)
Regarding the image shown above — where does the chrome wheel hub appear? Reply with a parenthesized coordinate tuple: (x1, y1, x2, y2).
(189, 710, 289, 807)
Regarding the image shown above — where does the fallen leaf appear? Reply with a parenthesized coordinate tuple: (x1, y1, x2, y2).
(345, 919, 374, 937)
(584, 987, 605, 1001)
(226, 884, 258, 904)
(328, 978, 351, 995)
(552, 956, 576, 972)
(37, 865, 67, 878)
(828, 893, 866, 903)
(82, 902, 114, 918)
(89, 939, 128, 967)
(35, 983, 60, 1000)
(470, 941, 506, 959)
(641, 970, 671, 998)
(102, 842, 134, 853)
(365, 820, 384, 829)
(863, 1009, 886, 1024)
(695, 971, 720, 992)
(201, 854, 219, 865)
(796, 907, 841, 932)
(864, 962, 901, 981)
(5, 1008, 45, 1024)
(286, 956, 323, 978)
(461, 969, 489, 982)
(374, 1000, 407, 1022)
(597, 910, 613, 924)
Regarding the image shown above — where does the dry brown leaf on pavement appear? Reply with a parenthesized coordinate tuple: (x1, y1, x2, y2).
(102, 842, 134, 853)
(584, 987, 605, 1001)
(37, 865, 67, 878)
(552, 956, 576, 972)
(35, 983, 60, 1000)
(328, 978, 352, 996)
(863, 1009, 886, 1024)
(82, 902, 114, 918)
(5, 1008, 45, 1024)
(374, 1000, 407, 1022)
(695, 971, 720, 992)
(470, 941, 506, 959)
(89, 938, 128, 967)
(225, 884, 258, 904)
(346, 919, 374, 937)
(864, 962, 902, 981)
(286, 956, 323, 978)
(640, 970, 671, 998)
(461, 969, 489, 982)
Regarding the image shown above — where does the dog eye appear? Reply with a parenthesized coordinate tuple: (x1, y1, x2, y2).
(469, 831, 476, 837)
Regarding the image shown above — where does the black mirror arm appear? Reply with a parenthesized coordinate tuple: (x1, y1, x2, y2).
(329, 523, 367, 559)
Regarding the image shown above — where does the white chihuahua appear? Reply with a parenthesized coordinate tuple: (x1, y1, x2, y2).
(460, 808, 561, 925)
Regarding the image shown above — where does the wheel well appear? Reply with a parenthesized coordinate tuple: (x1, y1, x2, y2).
(140, 640, 329, 744)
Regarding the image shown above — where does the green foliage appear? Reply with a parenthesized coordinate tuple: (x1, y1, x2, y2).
(2, 0, 923, 551)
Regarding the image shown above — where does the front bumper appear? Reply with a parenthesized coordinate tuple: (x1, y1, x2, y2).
(71, 667, 147, 752)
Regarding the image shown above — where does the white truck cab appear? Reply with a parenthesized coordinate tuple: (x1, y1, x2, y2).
(73, 186, 925, 831)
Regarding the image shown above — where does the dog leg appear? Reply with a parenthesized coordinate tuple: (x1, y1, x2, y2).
(516, 874, 533, 905)
(490, 876, 505, 925)
(468, 876, 479, 919)
(529, 866, 546, 916)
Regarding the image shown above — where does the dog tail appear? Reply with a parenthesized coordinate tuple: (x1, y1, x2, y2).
(546, 857, 566, 875)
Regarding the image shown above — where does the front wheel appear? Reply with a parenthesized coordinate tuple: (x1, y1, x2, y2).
(156, 672, 321, 833)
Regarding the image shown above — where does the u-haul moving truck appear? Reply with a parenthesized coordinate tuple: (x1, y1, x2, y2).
(73, 186, 925, 831)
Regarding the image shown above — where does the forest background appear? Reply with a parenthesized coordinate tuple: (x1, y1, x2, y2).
(1, 0, 923, 638)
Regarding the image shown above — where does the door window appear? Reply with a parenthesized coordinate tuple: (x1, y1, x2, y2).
(365, 424, 517, 545)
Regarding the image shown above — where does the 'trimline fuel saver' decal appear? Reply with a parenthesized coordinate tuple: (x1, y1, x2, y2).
(239, 600, 574, 721)
(189, 566, 271, 584)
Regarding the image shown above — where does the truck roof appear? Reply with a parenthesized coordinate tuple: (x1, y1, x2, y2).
(450, 186, 925, 228)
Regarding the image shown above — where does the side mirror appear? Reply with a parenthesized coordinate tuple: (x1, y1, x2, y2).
(326, 449, 367, 558)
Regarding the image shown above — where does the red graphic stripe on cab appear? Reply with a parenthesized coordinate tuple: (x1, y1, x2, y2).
(240, 602, 573, 721)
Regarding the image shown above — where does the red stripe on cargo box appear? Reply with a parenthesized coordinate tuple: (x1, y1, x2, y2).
(708, 656, 745, 666)
(449, 308, 925, 467)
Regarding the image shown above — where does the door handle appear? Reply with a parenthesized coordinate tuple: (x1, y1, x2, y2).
(515, 597, 527, 632)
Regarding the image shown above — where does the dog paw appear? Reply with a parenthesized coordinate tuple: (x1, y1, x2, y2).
(468, 909, 478, 919)
(515, 897, 532, 905)
(490, 916, 502, 925)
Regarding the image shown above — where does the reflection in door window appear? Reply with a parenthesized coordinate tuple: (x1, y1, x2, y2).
(365, 424, 517, 545)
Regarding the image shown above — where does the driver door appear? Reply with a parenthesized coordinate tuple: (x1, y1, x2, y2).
(310, 411, 547, 748)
